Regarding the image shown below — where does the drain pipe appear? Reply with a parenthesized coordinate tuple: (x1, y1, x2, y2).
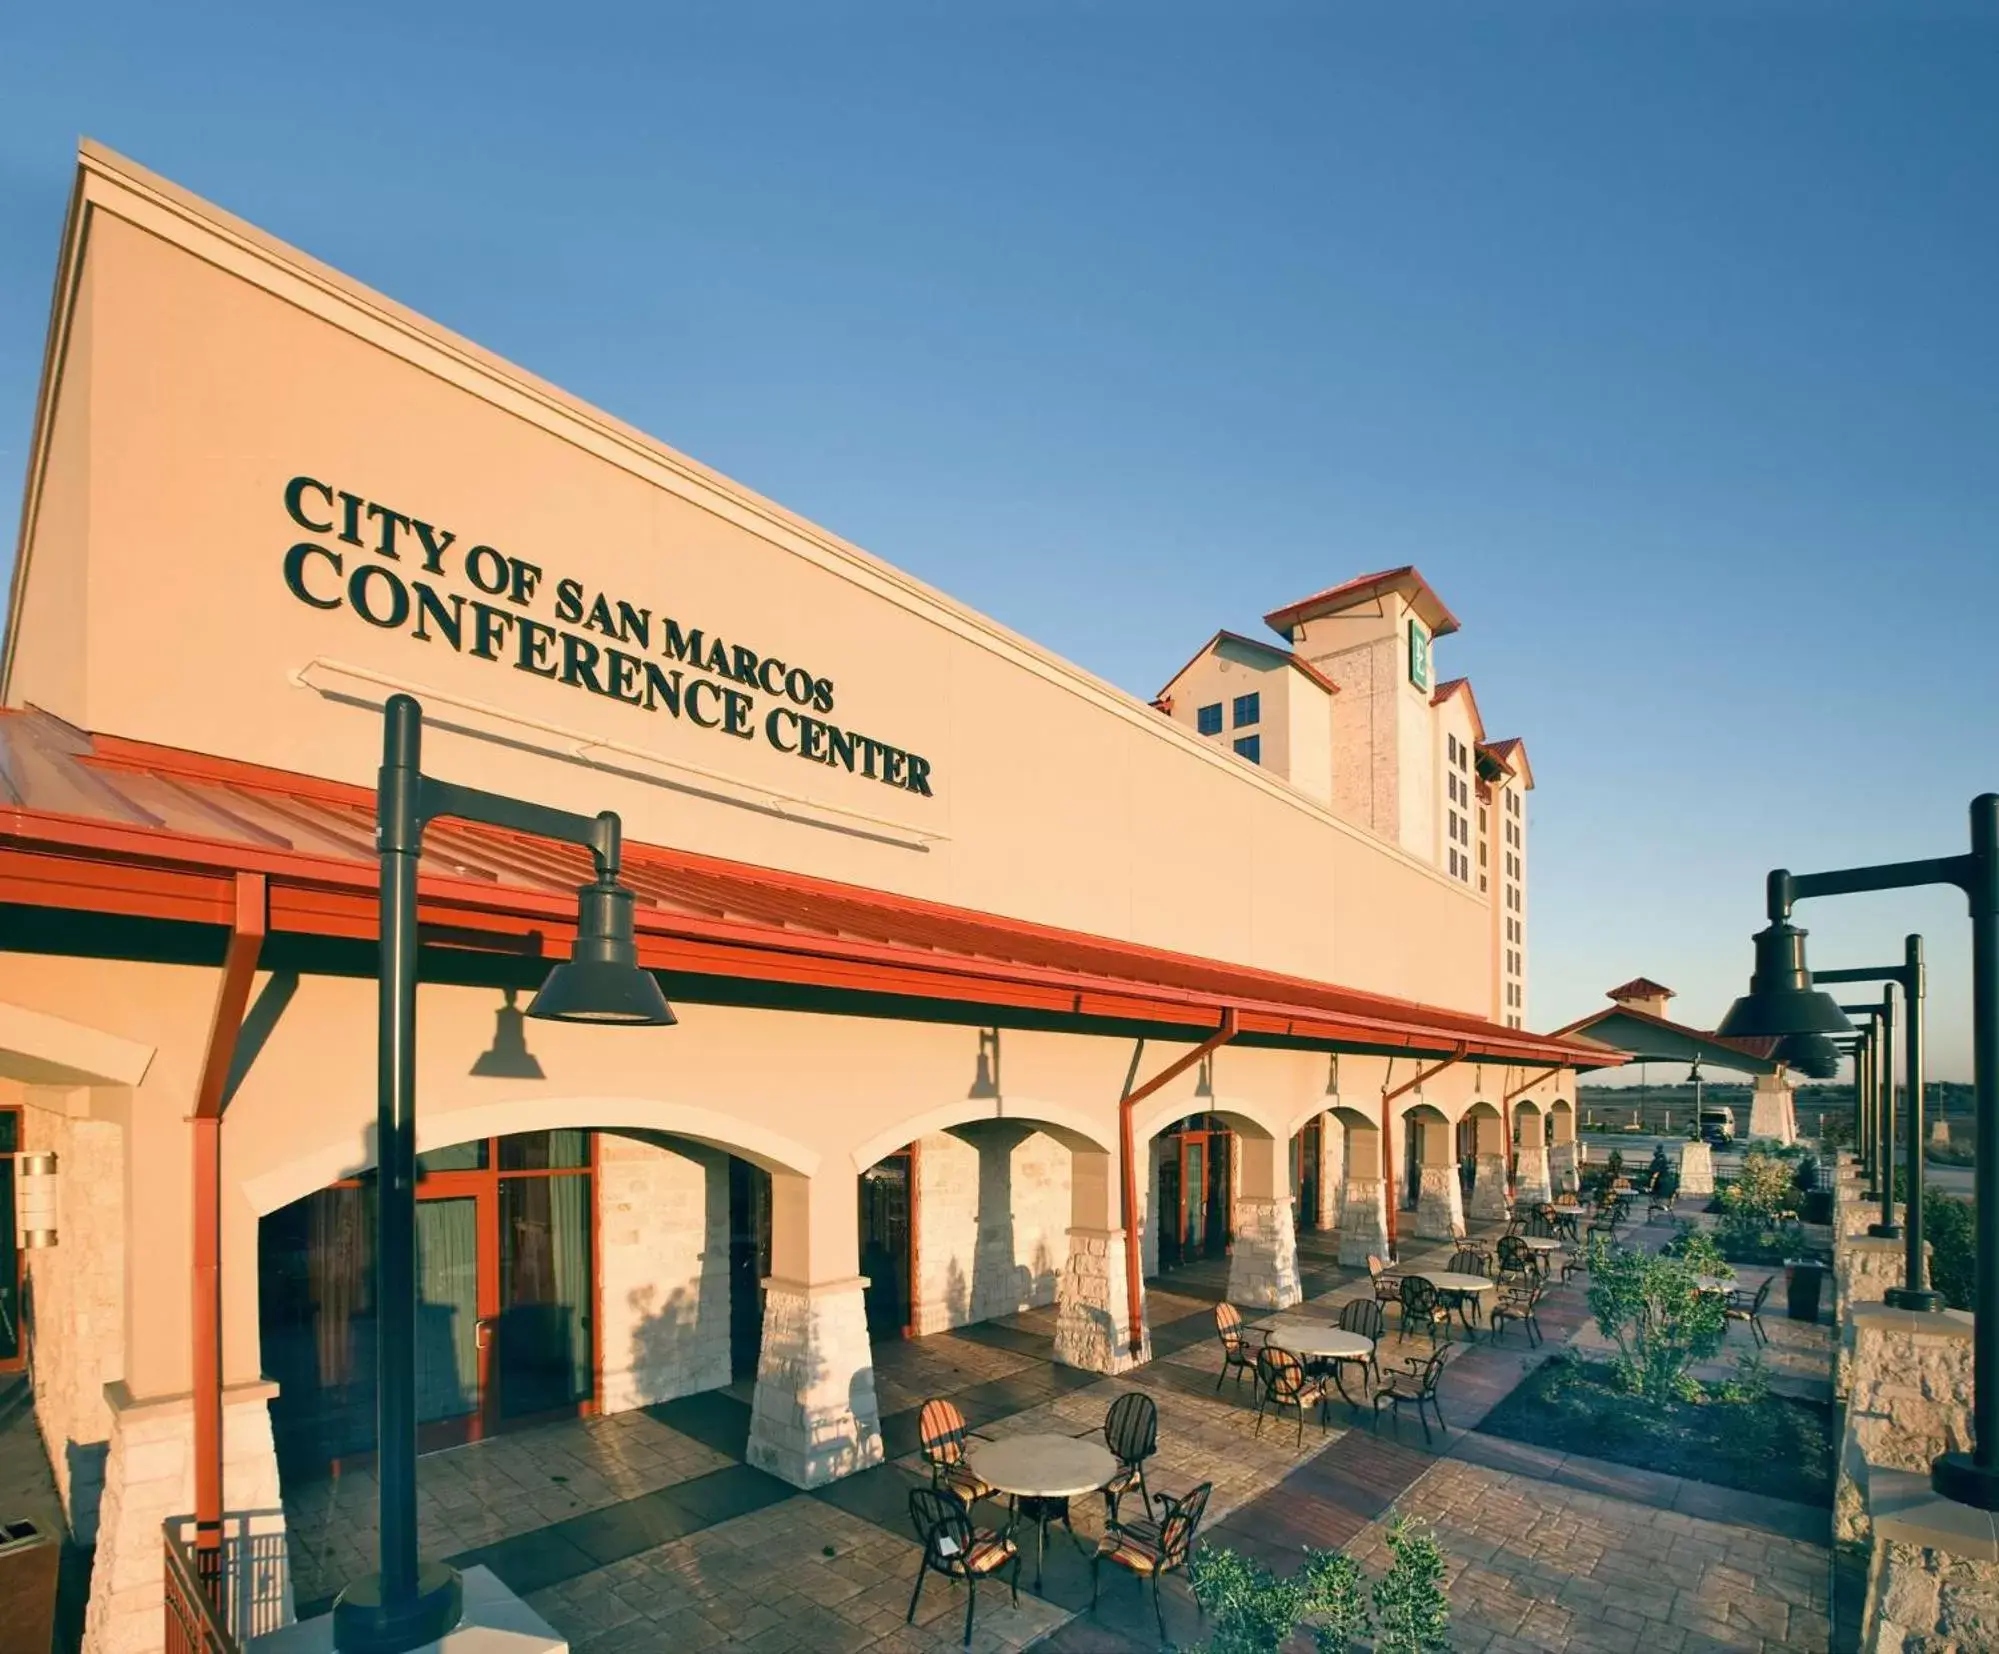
(1119, 1010, 1239, 1357)
(1381, 1043, 1469, 1255)
(1502, 1065, 1563, 1204)
(192, 872, 267, 1567)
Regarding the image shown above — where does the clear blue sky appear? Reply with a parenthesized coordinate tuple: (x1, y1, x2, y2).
(2, 2, 1994, 1077)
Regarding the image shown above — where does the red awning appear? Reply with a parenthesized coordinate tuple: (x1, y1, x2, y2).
(0, 708, 1609, 1067)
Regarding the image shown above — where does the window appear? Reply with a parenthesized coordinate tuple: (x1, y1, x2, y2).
(1233, 692, 1260, 729)
(1447, 734, 1459, 765)
(1478, 807, 1487, 832)
(1479, 875, 1488, 893)
(1448, 849, 1459, 878)
(1233, 734, 1261, 764)
(1197, 703, 1223, 736)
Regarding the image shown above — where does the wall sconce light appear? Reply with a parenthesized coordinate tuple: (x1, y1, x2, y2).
(471, 988, 546, 1080)
(15, 1152, 57, 1249)
(969, 1029, 1001, 1100)
(1195, 1053, 1215, 1100)
(1324, 1053, 1341, 1096)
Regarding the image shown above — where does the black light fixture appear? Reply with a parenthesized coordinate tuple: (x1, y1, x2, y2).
(1773, 1031, 1842, 1080)
(528, 877, 675, 1026)
(1722, 798, 1999, 1512)
(1717, 920, 1855, 1040)
(1195, 1052, 1215, 1100)
(469, 988, 545, 1080)
(1685, 1056, 1703, 1088)
(334, 696, 674, 1654)
(969, 1029, 1001, 1100)
(1325, 1052, 1341, 1096)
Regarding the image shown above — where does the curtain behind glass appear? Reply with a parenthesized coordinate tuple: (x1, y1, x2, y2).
(414, 1197, 479, 1424)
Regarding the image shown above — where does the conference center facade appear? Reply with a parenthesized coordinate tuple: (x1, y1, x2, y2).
(0, 145, 1606, 1651)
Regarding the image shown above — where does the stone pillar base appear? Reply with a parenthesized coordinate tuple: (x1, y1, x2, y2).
(1548, 1142, 1580, 1198)
(83, 1380, 292, 1654)
(1227, 1196, 1301, 1309)
(1861, 1470, 1999, 1653)
(1676, 1141, 1714, 1196)
(1412, 1166, 1465, 1240)
(1835, 1235, 1921, 1400)
(1835, 1304, 1973, 1548)
(1338, 1178, 1390, 1267)
(746, 1277, 883, 1489)
(1748, 1080, 1797, 1146)
(1513, 1146, 1551, 1206)
(249, 1565, 564, 1653)
(1467, 1155, 1510, 1220)
(1054, 1227, 1149, 1373)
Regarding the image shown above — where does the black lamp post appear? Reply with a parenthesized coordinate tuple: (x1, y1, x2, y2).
(1717, 794, 1998, 1510)
(332, 696, 675, 1654)
(1819, 940, 1940, 1311)
(1839, 1002, 1894, 1226)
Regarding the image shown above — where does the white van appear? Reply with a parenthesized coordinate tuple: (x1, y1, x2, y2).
(1699, 1106, 1737, 1146)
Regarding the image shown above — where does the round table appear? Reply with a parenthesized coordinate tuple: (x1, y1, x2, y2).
(1420, 1270, 1498, 1333)
(1262, 1320, 1376, 1411)
(1520, 1236, 1561, 1254)
(968, 1435, 1117, 1589)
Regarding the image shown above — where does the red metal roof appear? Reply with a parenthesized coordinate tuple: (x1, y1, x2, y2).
(0, 708, 1609, 1067)
(1263, 566, 1462, 640)
(1606, 976, 1675, 1002)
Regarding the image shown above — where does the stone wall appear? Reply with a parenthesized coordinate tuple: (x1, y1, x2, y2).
(23, 1097, 126, 1545)
(1338, 1176, 1389, 1267)
(1548, 1141, 1580, 1198)
(1835, 1305, 1972, 1547)
(83, 1382, 291, 1654)
(913, 1124, 1068, 1334)
(1513, 1144, 1551, 1204)
(1467, 1154, 1509, 1220)
(596, 1132, 730, 1414)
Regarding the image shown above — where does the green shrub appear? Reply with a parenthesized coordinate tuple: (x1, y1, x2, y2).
(1185, 1525, 1449, 1654)
(1586, 1236, 1730, 1404)
(1374, 1518, 1452, 1654)
(1925, 1189, 1975, 1311)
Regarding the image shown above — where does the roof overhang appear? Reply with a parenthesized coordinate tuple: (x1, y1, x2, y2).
(1263, 566, 1461, 641)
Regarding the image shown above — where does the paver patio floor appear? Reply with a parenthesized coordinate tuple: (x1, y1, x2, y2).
(275, 1209, 1839, 1652)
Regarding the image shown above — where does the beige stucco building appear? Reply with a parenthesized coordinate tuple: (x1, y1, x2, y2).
(0, 144, 1606, 1653)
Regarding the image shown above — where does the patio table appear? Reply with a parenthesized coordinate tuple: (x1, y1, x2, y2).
(968, 1434, 1117, 1589)
(1261, 1319, 1376, 1411)
(1422, 1270, 1497, 1332)
(1520, 1236, 1561, 1255)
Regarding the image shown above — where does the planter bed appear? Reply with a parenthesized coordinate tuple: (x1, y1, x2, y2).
(1475, 1353, 1833, 1508)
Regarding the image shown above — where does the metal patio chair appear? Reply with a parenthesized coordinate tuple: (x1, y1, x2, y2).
(1397, 1274, 1451, 1343)
(1371, 1347, 1451, 1443)
(1096, 1391, 1159, 1524)
(918, 1397, 997, 1511)
(1092, 1481, 1213, 1643)
(1725, 1275, 1775, 1346)
(1490, 1277, 1545, 1347)
(1213, 1301, 1270, 1393)
(1368, 1253, 1403, 1306)
(906, 1486, 1021, 1648)
(1254, 1346, 1332, 1447)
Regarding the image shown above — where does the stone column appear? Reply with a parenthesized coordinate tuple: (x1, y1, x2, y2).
(1321, 1108, 1347, 1230)
(1466, 1110, 1510, 1221)
(83, 1380, 291, 1654)
(1546, 1106, 1579, 1196)
(1834, 1235, 1913, 1401)
(1054, 1148, 1149, 1372)
(1409, 1116, 1462, 1239)
(1677, 1140, 1714, 1196)
(1513, 1139, 1551, 1205)
(1748, 1073, 1797, 1145)
(1227, 1134, 1301, 1308)
(746, 1171, 883, 1489)
(1835, 1304, 1970, 1548)
(1339, 1177, 1390, 1267)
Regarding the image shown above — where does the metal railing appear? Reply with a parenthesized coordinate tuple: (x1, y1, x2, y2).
(163, 1518, 290, 1654)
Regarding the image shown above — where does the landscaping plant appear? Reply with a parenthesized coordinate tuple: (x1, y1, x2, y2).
(1585, 1234, 1730, 1403)
(1373, 1518, 1452, 1654)
(1185, 1523, 1448, 1654)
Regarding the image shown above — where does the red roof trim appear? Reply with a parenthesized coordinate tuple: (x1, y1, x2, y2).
(1262, 566, 1462, 640)
(1430, 677, 1486, 741)
(1606, 976, 1675, 1002)
(0, 714, 1608, 1069)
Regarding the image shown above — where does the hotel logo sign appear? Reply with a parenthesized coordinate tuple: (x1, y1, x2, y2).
(278, 475, 936, 797)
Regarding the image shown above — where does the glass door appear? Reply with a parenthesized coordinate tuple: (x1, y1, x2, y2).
(729, 1158, 772, 1380)
(858, 1151, 912, 1340)
(1181, 1139, 1207, 1262)
(414, 1194, 486, 1448)
(1156, 1151, 1183, 1272)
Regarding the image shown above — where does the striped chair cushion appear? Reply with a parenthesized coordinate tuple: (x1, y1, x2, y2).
(1105, 1465, 1144, 1498)
(940, 1463, 996, 1503)
(1097, 1531, 1165, 1574)
(953, 1533, 1016, 1575)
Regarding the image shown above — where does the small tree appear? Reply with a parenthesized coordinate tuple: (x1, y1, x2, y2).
(1585, 1235, 1729, 1403)
(1725, 1152, 1799, 1218)
(1373, 1518, 1452, 1654)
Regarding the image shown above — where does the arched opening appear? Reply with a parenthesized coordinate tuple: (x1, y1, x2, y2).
(1289, 1113, 1326, 1231)
(257, 1121, 786, 1486)
(1154, 1112, 1237, 1273)
(1400, 1102, 1449, 1212)
(1510, 1099, 1552, 1203)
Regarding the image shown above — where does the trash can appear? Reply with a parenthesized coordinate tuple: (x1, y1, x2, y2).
(1786, 1258, 1827, 1322)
